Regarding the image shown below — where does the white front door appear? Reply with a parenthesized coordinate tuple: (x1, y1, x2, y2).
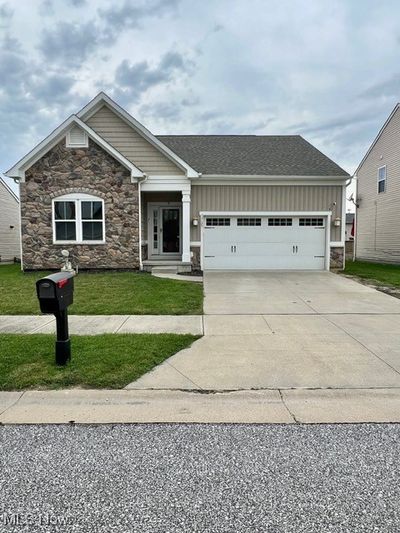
(149, 206, 181, 256)
(203, 215, 327, 270)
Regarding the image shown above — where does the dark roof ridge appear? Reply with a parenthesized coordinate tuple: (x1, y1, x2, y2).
(156, 134, 302, 138)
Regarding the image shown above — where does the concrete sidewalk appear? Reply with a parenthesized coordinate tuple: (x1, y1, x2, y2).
(1, 388, 400, 424)
(0, 315, 203, 335)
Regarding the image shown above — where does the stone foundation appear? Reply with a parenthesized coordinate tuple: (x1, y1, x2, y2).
(330, 246, 344, 270)
(21, 138, 139, 270)
(141, 243, 148, 261)
(190, 246, 201, 270)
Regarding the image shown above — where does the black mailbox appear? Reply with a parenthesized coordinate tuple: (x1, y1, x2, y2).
(36, 272, 75, 365)
(36, 272, 74, 314)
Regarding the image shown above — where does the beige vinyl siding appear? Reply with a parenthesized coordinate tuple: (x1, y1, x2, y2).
(86, 105, 184, 176)
(356, 107, 400, 263)
(191, 184, 342, 241)
(0, 181, 20, 261)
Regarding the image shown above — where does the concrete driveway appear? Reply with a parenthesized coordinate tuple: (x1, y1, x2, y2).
(128, 271, 400, 391)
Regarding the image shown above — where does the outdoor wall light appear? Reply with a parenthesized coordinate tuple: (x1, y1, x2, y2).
(333, 217, 341, 227)
(192, 218, 199, 226)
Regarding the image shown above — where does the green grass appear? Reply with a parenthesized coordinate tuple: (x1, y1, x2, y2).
(344, 260, 400, 287)
(0, 333, 199, 390)
(0, 264, 203, 315)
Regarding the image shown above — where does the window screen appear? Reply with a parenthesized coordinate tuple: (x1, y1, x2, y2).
(54, 201, 76, 241)
(378, 166, 386, 194)
(53, 197, 104, 242)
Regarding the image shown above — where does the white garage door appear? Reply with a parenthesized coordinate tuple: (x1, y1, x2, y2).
(203, 215, 327, 270)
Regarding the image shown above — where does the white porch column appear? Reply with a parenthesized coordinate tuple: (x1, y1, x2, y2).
(181, 192, 191, 263)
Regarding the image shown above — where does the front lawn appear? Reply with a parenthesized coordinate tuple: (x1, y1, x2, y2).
(344, 260, 400, 288)
(0, 333, 199, 390)
(0, 264, 203, 315)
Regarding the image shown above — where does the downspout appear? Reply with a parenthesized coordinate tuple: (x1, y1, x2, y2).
(137, 173, 148, 271)
(345, 173, 356, 263)
(13, 177, 23, 271)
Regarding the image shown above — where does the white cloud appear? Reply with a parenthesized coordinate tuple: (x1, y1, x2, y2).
(2, 0, 400, 186)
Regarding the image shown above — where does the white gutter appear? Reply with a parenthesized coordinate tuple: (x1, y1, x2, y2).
(17, 180, 23, 271)
(200, 174, 348, 181)
(137, 174, 148, 270)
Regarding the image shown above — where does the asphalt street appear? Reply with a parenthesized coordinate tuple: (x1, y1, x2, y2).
(0, 424, 399, 532)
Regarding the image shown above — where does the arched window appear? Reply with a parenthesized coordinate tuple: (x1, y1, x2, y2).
(52, 193, 105, 244)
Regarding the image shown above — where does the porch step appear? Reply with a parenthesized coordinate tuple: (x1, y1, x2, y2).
(151, 266, 179, 274)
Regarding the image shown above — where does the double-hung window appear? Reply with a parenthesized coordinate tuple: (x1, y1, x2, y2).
(53, 194, 105, 243)
(378, 166, 386, 194)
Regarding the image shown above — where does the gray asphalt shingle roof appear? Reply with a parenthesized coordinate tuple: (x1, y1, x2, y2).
(156, 135, 349, 177)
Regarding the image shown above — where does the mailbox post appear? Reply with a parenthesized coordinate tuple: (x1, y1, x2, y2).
(36, 272, 74, 365)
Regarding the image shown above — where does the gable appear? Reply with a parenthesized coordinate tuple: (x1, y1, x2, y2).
(357, 105, 400, 191)
(0, 178, 19, 204)
(356, 104, 400, 176)
(86, 105, 184, 176)
(5, 115, 143, 181)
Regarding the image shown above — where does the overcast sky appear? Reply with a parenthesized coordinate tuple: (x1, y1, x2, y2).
(1, 0, 400, 204)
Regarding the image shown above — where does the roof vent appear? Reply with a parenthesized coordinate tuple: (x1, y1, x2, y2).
(66, 125, 88, 148)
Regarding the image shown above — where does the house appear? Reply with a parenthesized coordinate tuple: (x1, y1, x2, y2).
(355, 103, 400, 264)
(0, 177, 20, 262)
(345, 213, 354, 241)
(5, 93, 349, 272)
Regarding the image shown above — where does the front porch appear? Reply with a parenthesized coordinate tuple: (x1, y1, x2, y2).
(141, 190, 192, 272)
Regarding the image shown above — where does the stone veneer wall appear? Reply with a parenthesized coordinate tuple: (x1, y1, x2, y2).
(190, 246, 201, 270)
(21, 138, 139, 270)
(330, 246, 344, 270)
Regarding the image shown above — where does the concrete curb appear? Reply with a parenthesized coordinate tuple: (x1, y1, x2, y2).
(1, 388, 400, 424)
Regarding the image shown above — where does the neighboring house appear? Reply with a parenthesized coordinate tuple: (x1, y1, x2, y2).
(0, 177, 20, 262)
(345, 213, 354, 241)
(5, 93, 349, 272)
(345, 212, 355, 260)
(355, 103, 400, 264)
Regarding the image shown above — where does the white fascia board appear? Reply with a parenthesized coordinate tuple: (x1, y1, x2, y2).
(141, 181, 191, 193)
(4, 115, 144, 181)
(355, 102, 400, 176)
(200, 174, 348, 182)
(77, 92, 199, 178)
(196, 178, 347, 186)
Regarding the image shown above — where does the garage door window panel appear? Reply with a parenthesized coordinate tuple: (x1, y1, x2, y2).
(299, 218, 324, 227)
(268, 218, 292, 226)
(206, 218, 231, 227)
(237, 218, 261, 226)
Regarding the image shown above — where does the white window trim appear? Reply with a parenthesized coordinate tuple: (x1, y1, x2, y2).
(66, 128, 89, 148)
(52, 193, 105, 245)
(377, 165, 387, 193)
